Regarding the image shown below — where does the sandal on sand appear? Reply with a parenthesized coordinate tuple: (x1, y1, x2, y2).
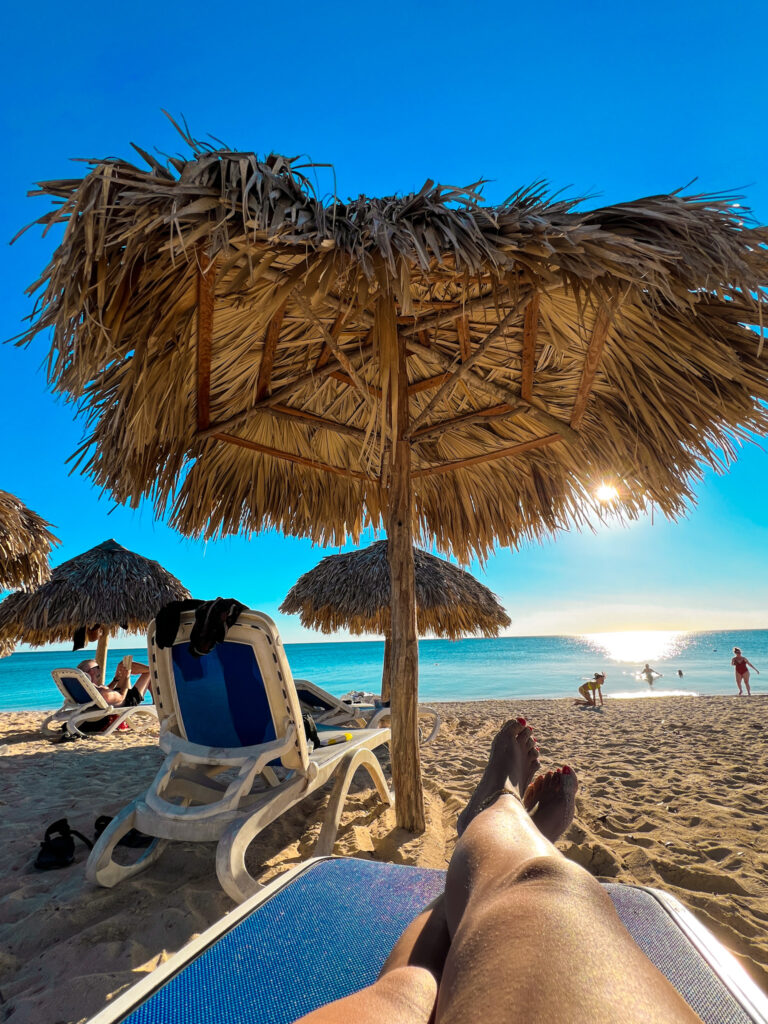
(94, 815, 153, 849)
(34, 818, 93, 870)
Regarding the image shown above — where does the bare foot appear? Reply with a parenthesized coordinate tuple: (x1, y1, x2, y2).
(457, 718, 540, 836)
(523, 766, 578, 843)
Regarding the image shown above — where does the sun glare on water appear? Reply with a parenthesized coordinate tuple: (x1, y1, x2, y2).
(580, 630, 688, 663)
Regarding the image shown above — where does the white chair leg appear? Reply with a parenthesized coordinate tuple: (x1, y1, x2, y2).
(215, 776, 307, 903)
(418, 708, 441, 746)
(314, 748, 393, 858)
(85, 801, 168, 888)
(41, 713, 64, 737)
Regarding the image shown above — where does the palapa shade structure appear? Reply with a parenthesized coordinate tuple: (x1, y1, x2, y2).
(0, 491, 58, 592)
(280, 540, 510, 700)
(0, 539, 190, 683)
(0, 491, 59, 656)
(16, 124, 768, 827)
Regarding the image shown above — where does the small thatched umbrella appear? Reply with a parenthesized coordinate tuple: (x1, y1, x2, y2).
(281, 540, 510, 700)
(0, 491, 58, 592)
(15, 124, 768, 828)
(0, 539, 190, 682)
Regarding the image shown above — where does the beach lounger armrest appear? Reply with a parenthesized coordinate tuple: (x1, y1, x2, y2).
(146, 730, 299, 820)
(158, 728, 297, 766)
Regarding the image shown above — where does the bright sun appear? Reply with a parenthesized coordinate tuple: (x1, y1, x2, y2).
(595, 483, 619, 502)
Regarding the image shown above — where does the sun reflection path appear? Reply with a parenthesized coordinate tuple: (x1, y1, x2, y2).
(579, 630, 689, 663)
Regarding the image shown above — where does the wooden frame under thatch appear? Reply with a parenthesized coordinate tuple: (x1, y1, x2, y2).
(15, 122, 768, 828)
(0, 491, 58, 593)
(0, 539, 189, 680)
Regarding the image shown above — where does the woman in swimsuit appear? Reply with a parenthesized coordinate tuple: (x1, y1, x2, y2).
(578, 672, 605, 706)
(641, 663, 661, 686)
(731, 647, 759, 696)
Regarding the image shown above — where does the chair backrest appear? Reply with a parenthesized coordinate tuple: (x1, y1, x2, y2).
(294, 680, 341, 714)
(51, 668, 108, 709)
(147, 609, 309, 772)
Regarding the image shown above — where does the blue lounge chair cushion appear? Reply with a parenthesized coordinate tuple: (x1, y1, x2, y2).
(117, 858, 756, 1024)
(59, 674, 93, 705)
(171, 642, 276, 749)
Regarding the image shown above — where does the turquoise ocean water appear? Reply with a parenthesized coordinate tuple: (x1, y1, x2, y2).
(1, 628, 767, 712)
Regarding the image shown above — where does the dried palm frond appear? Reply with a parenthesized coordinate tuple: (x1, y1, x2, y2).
(0, 491, 58, 591)
(15, 133, 768, 561)
(0, 538, 189, 650)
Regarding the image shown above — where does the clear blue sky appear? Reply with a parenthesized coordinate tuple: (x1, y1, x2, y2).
(2, 0, 767, 645)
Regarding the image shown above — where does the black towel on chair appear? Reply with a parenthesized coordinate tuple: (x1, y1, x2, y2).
(155, 597, 248, 654)
(189, 598, 248, 657)
(155, 599, 205, 648)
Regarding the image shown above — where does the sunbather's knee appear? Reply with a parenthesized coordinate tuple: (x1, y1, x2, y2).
(509, 853, 606, 904)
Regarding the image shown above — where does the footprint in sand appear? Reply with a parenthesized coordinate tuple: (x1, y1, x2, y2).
(563, 840, 622, 878)
(651, 858, 750, 895)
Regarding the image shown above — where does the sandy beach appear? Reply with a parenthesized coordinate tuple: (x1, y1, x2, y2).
(2, 694, 767, 1023)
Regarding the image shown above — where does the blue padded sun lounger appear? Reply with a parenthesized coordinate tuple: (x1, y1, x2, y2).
(87, 857, 768, 1024)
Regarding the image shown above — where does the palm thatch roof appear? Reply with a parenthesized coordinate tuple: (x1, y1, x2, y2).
(16, 125, 768, 830)
(0, 538, 190, 649)
(16, 127, 768, 562)
(280, 541, 510, 639)
(0, 491, 58, 592)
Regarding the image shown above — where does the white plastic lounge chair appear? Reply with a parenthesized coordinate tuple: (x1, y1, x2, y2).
(85, 856, 768, 1024)
(86, 610, 392, 902)
(295, 677, 441, 745)
(42, 668, 158, 739)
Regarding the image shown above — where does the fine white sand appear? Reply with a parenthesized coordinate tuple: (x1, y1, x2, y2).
(1, 694, 767, 1023)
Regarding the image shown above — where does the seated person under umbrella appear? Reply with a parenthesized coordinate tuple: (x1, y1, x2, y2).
(77, 658, 151, 706)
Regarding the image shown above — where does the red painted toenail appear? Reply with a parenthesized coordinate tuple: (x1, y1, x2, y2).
(516, 717, 526, 726)
(562, 765, 572, 774)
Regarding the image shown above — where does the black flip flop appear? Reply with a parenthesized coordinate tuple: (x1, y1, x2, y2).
(94, 815, 153, 849)
(34, 818, 93, 870)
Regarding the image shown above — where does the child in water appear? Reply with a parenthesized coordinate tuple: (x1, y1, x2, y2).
(578, 672, 605, 707)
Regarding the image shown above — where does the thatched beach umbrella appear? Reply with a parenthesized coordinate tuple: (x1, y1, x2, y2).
(0, 539, 190, 682)
(0, 491, 58, 592)
(280, 540, 510, 700)
(15, 125, 768, 828)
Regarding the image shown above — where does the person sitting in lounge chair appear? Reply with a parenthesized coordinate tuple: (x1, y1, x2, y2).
(295, 718, 701, 1024)
(77, 659, 152, 707)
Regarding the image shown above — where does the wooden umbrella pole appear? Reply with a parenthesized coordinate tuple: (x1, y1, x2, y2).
(381, 634, 392, 702)
(95, 629, 110, 688)
(379, 291, 425, 832)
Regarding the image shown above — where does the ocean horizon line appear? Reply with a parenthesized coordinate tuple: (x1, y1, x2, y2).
(8, 624, 767, 656)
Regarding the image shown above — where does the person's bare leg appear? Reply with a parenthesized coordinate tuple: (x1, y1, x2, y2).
(293, 966, 437, 1024)
(435, 725, 701, 1024)
(378, 897, 450, 981)
(523, 766, 577, 843)
(457, 718, 539, 835)
(743, 672, 751, 695)
(133, 672, 152, 700)
(381, 761, 575, 984)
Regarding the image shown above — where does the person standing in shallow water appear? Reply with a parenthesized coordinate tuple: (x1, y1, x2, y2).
(731, 647, 759, 696)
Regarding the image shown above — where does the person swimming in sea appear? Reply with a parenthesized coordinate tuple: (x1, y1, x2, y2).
(731, 647, 759, 696)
